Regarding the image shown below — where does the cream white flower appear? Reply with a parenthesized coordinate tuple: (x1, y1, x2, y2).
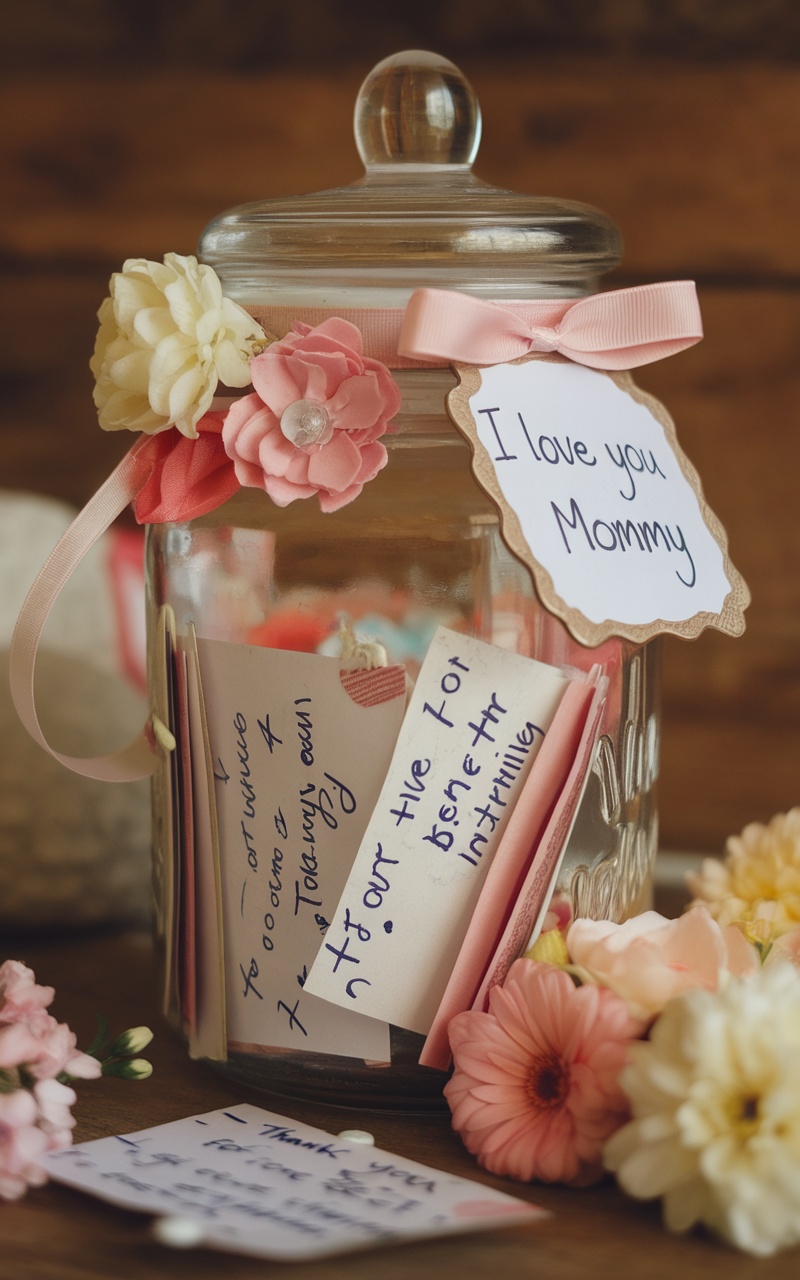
(687, 808, 800, 939)
(91, 253, 264, 438)
(604, 962, 800, 1256)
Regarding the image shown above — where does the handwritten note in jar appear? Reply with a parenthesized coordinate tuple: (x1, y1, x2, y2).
(305, 628, 571, 1035)
(196, 639, 406, 1061)
(447, 358, 749, 646)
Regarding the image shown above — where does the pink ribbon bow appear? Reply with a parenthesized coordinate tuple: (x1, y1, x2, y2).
(398, 281, 702, 369)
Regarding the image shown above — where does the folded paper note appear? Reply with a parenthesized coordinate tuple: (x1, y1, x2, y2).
(470, 678, 607, 1013)
(447, 358, 749, 647)
(152, 606, 180, 1017)
(419, 673, 603, 1070)
(45, 1104, 546, 1261)
(183, 627, 227, 1062)
(196, 639, 406, 1061)
(305, 627, 572, 1035)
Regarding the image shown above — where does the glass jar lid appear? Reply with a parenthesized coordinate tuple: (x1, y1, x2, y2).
(199, 50, 621, 303)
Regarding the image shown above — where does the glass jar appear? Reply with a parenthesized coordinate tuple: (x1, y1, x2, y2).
(147, 52, 659, 1108)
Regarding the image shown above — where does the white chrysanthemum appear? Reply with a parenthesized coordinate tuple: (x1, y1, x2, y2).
(604, 962, 800, 1256)
(90, 253, 264, 438)
(687, 808, 800, 939)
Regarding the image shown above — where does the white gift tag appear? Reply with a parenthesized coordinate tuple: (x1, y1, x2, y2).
(196, 639, 406, 1061)
(305, 627, 572, 1035)
(448, 358, 749, 646)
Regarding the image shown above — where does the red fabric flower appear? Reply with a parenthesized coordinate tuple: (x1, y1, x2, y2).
(222, 318, 400, 513)
(134, 410, 239, 524)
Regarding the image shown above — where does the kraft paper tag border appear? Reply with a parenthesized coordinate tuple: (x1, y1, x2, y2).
(447, 356, 751, 648)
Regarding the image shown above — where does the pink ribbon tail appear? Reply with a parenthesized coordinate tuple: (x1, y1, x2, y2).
(398, 281, 703, 369)
(9, 437, 159, 782)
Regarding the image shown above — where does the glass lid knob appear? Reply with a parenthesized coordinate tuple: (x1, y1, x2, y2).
(354, 50, 482, 171)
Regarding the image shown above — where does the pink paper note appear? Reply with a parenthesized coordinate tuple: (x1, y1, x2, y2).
(173, 646, 197, 1033)
(469, 682, 606, 1016)
(419, 677, 597, 1070)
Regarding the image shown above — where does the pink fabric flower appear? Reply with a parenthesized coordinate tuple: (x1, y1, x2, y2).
(0, 961, 54, 1022)
(444, 959, 646, 1187)
(566, 905, 759, 1021)
(0, 1090, 51, 1201)
(222, 318, 400, 512)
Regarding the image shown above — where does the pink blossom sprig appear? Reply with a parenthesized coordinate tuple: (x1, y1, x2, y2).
(0, 960, 153, 1201)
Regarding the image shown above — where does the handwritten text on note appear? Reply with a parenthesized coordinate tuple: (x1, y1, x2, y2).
(197, 640, 405, 1060)
(306, 628, 570, 1034)
(45, 1104, 544, 1261)
(448, 359, 743, 643)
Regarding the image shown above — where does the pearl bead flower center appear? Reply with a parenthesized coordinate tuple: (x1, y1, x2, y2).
(280, 399, 333, 449)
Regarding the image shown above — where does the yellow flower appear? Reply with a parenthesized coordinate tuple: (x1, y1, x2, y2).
(524, 928, 569, 967)
(605, 963, 800, 1256)
(90, 253, 264, 438)
(686, 808, 800, 940)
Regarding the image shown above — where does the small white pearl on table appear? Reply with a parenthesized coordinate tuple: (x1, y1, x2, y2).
(337, 1129, 375, 1145)
(152, 1215, 206, 1248)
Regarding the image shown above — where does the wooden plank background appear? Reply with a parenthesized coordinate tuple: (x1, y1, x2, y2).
(1, 4, 798, 857)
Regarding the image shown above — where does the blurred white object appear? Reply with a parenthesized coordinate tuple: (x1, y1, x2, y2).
(0, 492, 150, 930)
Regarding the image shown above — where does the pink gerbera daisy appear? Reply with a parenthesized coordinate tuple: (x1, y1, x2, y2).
(444, 959, 646, 1186)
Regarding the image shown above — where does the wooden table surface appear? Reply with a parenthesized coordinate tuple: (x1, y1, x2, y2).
(3, 925, 797, 1280)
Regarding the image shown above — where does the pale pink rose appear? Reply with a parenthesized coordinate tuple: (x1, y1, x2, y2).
(445, 959, 646, 1186)
(566, 906, 759, 1021)
(0, 961, 54, 1021)
(223, 318, 400, 512)
(0, 1090, 51, 1201)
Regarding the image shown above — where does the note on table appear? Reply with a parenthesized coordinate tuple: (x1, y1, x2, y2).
(305, 627, 571, 1035)
(196, 639, 406, 1061)
(45, 1104, 546, 1261)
